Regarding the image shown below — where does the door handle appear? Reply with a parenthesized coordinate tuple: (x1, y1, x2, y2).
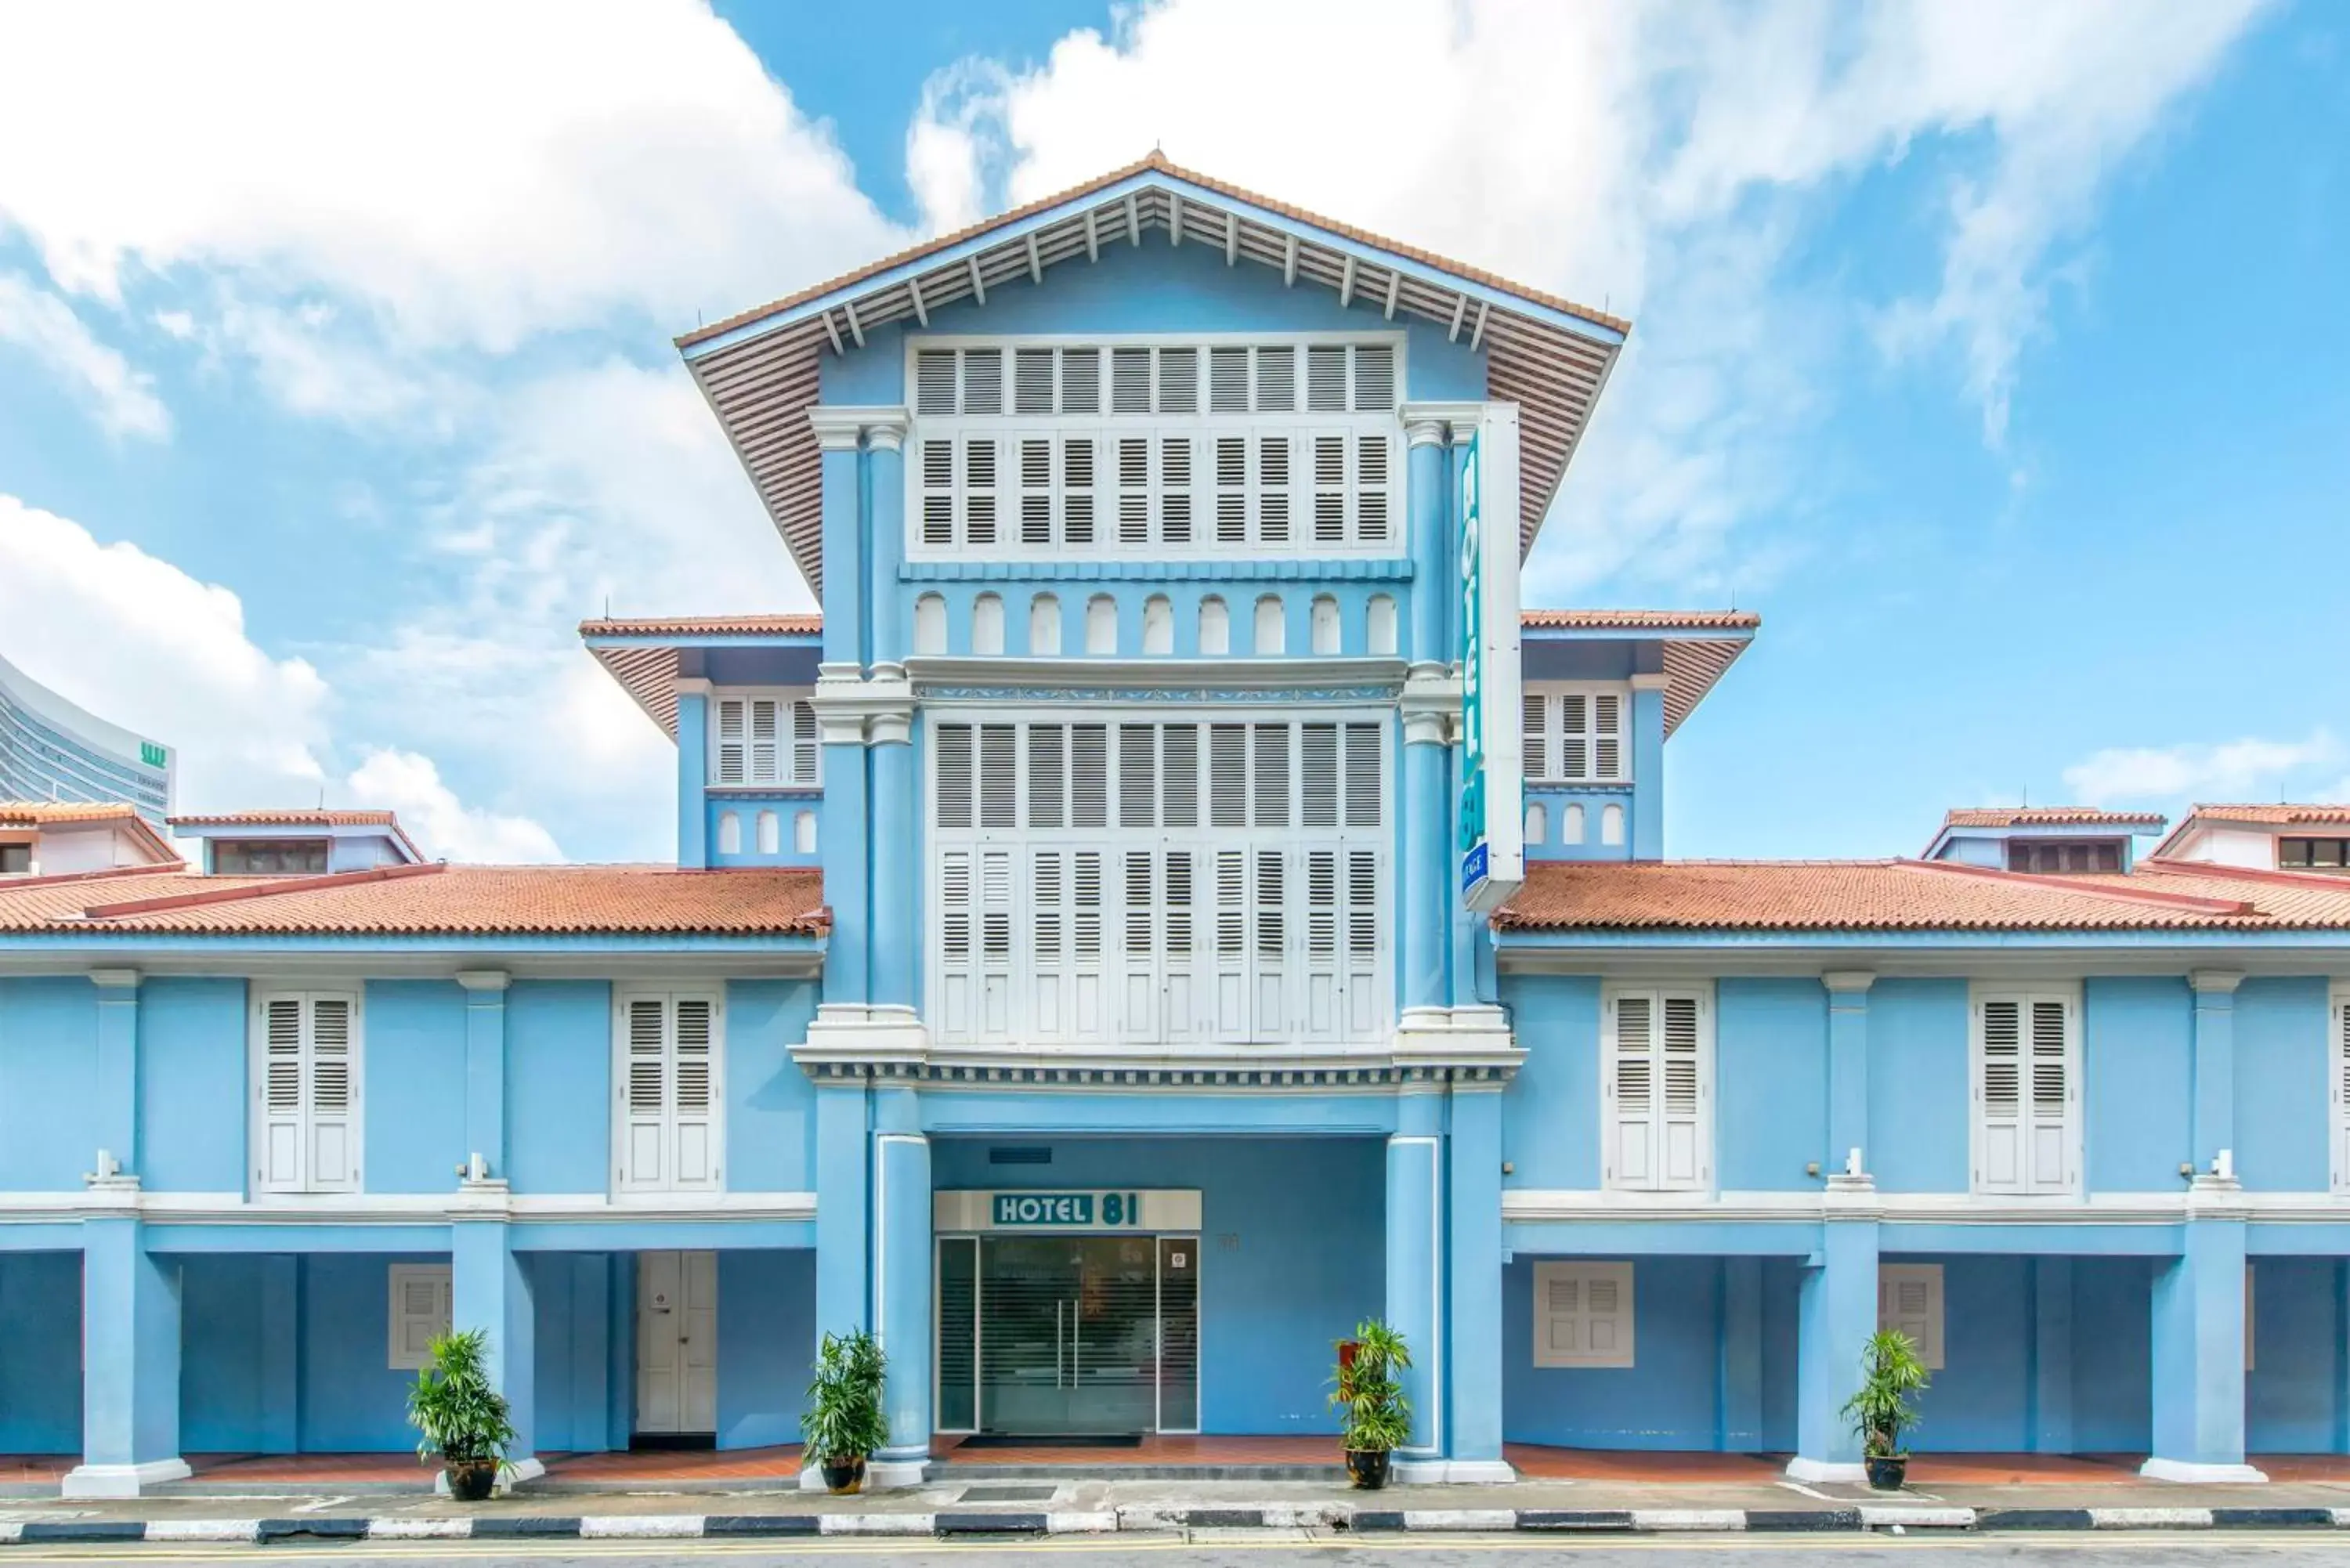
(1055, 1300, 1065, 1389)
(1072, 1296, 1082, 1386)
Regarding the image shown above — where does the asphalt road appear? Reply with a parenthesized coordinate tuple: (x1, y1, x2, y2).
(5, 1531, 2348, 1564)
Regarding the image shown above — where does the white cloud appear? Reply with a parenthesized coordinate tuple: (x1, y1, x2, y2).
(344, 748, 563, 863)
(2062, 732, 2343, 804)
(910, 0, 2269, 591)
(0, 1, 906, 356)
(0, 273, 170, 437)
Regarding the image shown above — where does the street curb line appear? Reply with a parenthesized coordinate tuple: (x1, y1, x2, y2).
(9, 1504, 2350, 1543)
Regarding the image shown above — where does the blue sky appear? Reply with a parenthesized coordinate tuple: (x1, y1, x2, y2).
(0, 0, 2340, 864)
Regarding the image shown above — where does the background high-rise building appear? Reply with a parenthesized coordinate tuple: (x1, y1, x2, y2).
(0, 652, 175, 826)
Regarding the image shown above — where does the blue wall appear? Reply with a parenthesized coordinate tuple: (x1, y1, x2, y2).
(717, 1248, 816, 1448)
(0, 1251, 81, 1451)
(1499, 975, 1603, 1190)
(1717, 980, 1827, 1191)
(2236, 977, 2331, 1192)
(2248, 1257, 2345, 1452)
(364, 981, 468, 1194)
(1866, 980, 1971, 1194)
(726, 981, 820, 1194)
(2084, 977, 2192, 1191)
(0, 977, 97, 1190)
(931, 1134, 1384, 1434)
(507, 981, 613, 1194)
(139, 979, 246, 1192)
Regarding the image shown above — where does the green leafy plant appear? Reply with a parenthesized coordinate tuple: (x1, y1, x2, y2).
(1329, 1319, 1413, 1454)
(406, 1329, 518, 1469)
(1842, 1328, 1930, 1458)
(801, 1328, 889, 1463)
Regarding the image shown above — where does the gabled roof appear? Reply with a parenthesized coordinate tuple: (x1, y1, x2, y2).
(0, 800, 179, 864)
(2149, 803, 2350, 861)
(581, 616, 825, 739)
(168, 808, 428, 864)
(1520, 609, 1757, 738)
(1940, 807, 2168, 829)
(678, 152, 1628, 594)
(0, 863, 828, 938)
(1492, 857, 2350, 935)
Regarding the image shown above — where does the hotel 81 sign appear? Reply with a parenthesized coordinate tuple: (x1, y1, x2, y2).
(1459, 405, 1524, 912)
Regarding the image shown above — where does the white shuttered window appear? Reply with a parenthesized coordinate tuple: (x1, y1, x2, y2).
(1878, 1264, 1945, 1369)
(1522, 685, 1629, 782)
(1972, 990, 2078, 1194)
(388, 1263, 454, 1370)
(614, 989, 725, 1194)
(251, 989, 362, 1194)
(1532, 1261, 1635, 1367)
(910, 340, 1400, 560)
(2330, 990, 2350, 1194)
(1602, 986, 1712, 1192)
(710, 693, 819, 788)
(931, 714, 1387, 1049)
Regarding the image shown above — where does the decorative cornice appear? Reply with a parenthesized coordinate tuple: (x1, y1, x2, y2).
(1820, 970, 1876, 995)
(902, 558, 1412, 583)
(1399, 400, 1485, 443)
(798, 1057, 1516, 1091)
(1498, 1188, 2350, 1227)
(806, 404, 909, 451)
(0, 1190, 819, 1225)
(454, 969, 511, 994)
(809, 670, 915, 745)
(905, 655, 1407, 696)
(1404, 419, 1447, 450)
(87, 966, 141, 991)
(2189, 969, 2245, 995)
(1399, 663, 1462, 746)
(1628, 672, 1672, 692)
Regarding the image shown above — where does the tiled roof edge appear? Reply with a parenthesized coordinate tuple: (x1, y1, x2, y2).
(1895, 858, 2255, 916)
(80, 862, 446, 920)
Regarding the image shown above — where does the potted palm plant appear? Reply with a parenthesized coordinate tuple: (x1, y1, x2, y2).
(406, 1329, 518, 1501)
(1329, 1319, 1412, 1490)
(801, 1328, 888, 1494)
(1843, 1328, 1930, 1490)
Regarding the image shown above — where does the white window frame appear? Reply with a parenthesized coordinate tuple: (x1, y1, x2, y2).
(1521, 683, 1631, 784)
(708, 690, 819, 789)
(2331, 988, 2350, 1196)
(907, 333, 1405, 563)
(1878, 1263, 1945, 1370)
(1600, 984, 1715, 1193)
(1969, 985, 2081, 1196)
(248, 986, 364, 1195)
(611, 987, 727, 1195)
(1532, 1260, 1635, 1368)
(925, 707, 1390, 1051)
(388, 1263, 453, 1371)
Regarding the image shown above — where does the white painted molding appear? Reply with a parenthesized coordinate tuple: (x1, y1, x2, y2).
(0, 1189, 816, 1225)
(1628, 672, 1672, 692)
(810, 669, 915, 746)
(454, 970, 511, 993)
(60, 1458, 193, 1498)
(807, 405, 908, 451)
(1400, 663, 1462, 748)
(2138, 1457, 2268, 1484)
(87, 966, 142, 990)
(1820, 970, 1876, 995)
(903, 654, 1407, 694)
(673, 676, 714, 697)
(1498, 1187, 2350, 1225)
(1391, 1006, 1525, 1075)
(2189, 969, 2245, 995)
(1403, 418, 1447, 450)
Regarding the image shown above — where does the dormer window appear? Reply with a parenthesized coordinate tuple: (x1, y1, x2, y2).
(2281, 837, 2350, 871)
(1522, 685, 1629, 783)
(710, 693, 819, 789)
(0, 843, 29, 875)
(2007, 840, 2123, 875)
(216, 838, 330, 875)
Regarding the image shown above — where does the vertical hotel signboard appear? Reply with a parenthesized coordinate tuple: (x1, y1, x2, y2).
(1458, 405, 1524, 912)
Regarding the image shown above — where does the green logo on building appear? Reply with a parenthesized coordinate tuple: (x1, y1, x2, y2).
(139, 742, 168, 768)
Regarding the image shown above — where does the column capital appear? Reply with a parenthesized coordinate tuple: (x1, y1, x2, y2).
(89, 967, 142, 992)
(1628, 671, 1672, 692)
(2189, 969, 2244, 996)
(1820, 970, 1876, 996)
(674, 675, 714, 698)
(811, 670, 915, 746)
(807, 404, 911, 452)
(1400, 663, 1462, 747)
(1399, 399, 1484, 440)
(455, 969, 511, 994)
(1404, 418, 1447, 449)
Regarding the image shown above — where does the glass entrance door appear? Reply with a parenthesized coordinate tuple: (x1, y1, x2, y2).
(939, 1233, 1198, 1435)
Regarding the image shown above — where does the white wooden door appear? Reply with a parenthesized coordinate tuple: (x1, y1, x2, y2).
(636, 1250, 719, 1435)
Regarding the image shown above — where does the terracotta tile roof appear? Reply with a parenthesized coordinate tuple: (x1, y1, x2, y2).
(0, 864, 827, 938)
(678, 151, 1627, 352)
(168, 809, 400, 827)
(0, 800, 147, 826)
(1520, 609, 1759, 631)
(1940, 807, 2167, 829)
(579, 615, 822, 638)
(2182, 803, 2350, 826)
(1493, 858, 2350, 934)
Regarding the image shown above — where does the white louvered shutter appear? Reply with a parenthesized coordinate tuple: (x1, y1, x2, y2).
(671, 996, 718, 1186)
(620, 995, 670, 1191)
(715, 699, 746, 784)
(306, 995, 357, 1189)
(1977, 998, 2024, 1190)
(1878, 1265, 1945, 1369)
(1533, 1262, 1635, 1367)
(390, 1263, 454, 1370)
(616, 992, 721, 1193)
(2334, 996, 2350, 1193)
(1523, 692, 1549, 781)
(258, 995, 306, 1190)
(1976, 993, 2073, 1193)
(1659, 993, 1707, 1187)
(1607, 993, 1656, 1188)
(2025, 997, 2071, 1192)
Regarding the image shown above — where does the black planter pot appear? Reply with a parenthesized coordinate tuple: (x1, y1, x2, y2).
(1344, 1449, 1392, 1490)
(821, 1455, 866, 1495)
(1865, 1455, 1907, 1492)
(444, 1458, 498, 1501)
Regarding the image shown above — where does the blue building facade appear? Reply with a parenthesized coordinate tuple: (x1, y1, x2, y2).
(5, 156, 2349, 1495)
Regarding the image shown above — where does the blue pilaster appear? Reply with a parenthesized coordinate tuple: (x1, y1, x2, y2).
(458, 971, 508, 1176)
(452, 1221, 538, 1475)
(1386, 1093, 1443, 1464)
(1629, 677, 1666, 861)
(1401, 733, 1448, 1013)
(823, 746, 871, 1003)
(1445, 1086, 1504, 1472)
(873, 1089, 931, 1474)
(1719, 1256, 1764, 1451)
(1791, 1214, 1878, 1479)
(869, 734, 916, 1010)
(814, 1082, 871, 1335)
(676, 682, 710, 870)
(258, 1256, 299, 1453)
(67, 1216, 185, 1496)
(2030, 1257, 2073, 1454)
(608, 1253, 637, 1451)
(819, 441, 864, 668)
(1824, 972, 1872, 1176)
(1405, 421, 1447, 663)
(867, 428, 907, 667)
(2146, 1216, 2258, 1480)
(89, 970, 139, 1174)
(1448, 742, 1475, 1001)
(2190, 971, 2240, 1172)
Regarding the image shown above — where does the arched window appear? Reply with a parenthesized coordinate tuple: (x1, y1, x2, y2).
(1601, 803, 1625, 847)
(1198, 596, 1230, 656)
(972, 593, 1005, 656)
(793, 810, 816, 854)
(913, 593, 946, 656)
(1142, 594, 1173, 655)
(1310, 594, 1340, 655)
(1085, 594, 1118, 655)
(1367, 594, 1397, 656)
(1563, 804, 1586, 845)
(1029, 593, 1061, 656)
(1524, 801, 1548, 847)
(756, 809, 780, 855)
(717, 811, 741, 854)
(1253, 594, 1285, 656)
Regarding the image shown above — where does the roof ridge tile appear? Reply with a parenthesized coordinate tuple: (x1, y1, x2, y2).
(81, 861, 445, 920)
(1895, 857, 2255, 916)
